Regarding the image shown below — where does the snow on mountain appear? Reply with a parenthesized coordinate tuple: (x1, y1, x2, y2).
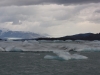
(0, 28, 45, 39)
(0, 28, 9, 35)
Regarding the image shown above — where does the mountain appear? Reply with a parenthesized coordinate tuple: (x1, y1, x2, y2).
(37, 33, 100, 41)
(0, 28, 45, 39)
(59, 33, 100, 40)
(61, 33, 94, 40)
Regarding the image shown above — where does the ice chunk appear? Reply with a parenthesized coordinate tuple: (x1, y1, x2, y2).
(38, 40, 48, 43)
(76, 48, 100, 52)
(5, 46, 23, 52)
(23, 40, 28, 45)
(75, 40, 84, 43)
(65, 40, 73, 42)
(22, 40, 32, 46)
(5, 46, 15, 52)
(9, 47, 23, 52)
(44, 55, 64, 60)
(56, 51, 88, 60)
(53, 40, 65, 43)
(0, 47, 5, 51)
(28, 40, 39, 43)
(44, 50, 88, 60)
(53, 50, 72, 60)
(71, 54, 88, 59)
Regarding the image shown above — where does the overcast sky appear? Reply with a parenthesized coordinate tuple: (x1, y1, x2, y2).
(0, 0, 100, 37)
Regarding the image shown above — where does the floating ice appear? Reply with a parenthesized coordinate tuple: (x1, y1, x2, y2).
(53, 40, 65, 43)
(5, 46, 23, 52)
(74, 40, 84, 43)
(53, 50, 71, 60)
(65, 40, 73, 42)
(0, 40, 100, 53)
(5, 46, 15, 52)
(76, 48, 100, 52)
(71, 54, 88, 59)
(23, 40, 29, 45)
(44, 55, 64, 60)
(91, 40, 100, 44)
(0, 47, 5, 51)
(44, 50, 88, 60)
(38, 40, 48, 43)
(22, 40, 32, 46)
(10, 48, 23, 52)
(28, 40, 39, 43)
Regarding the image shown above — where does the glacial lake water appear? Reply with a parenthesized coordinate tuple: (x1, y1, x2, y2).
(0, 52, 100, 75)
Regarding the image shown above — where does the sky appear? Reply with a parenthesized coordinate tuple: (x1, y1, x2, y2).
(0, 0, 100, 37)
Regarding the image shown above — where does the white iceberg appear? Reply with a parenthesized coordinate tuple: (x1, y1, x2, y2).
(0, 47, 5, 51)
(44, 50, 88, 60)
(5, 46, 23, 52)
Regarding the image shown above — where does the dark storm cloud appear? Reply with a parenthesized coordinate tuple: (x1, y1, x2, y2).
(0, 0, 100, 6)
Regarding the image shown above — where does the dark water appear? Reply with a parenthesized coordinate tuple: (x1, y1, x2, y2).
(0, 52, 100, 75)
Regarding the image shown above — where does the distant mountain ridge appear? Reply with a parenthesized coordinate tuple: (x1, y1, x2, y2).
(60, 33, 100, 40)
(37, 33, 100, 41)
(61, 33, 95, 40)
(0, 29, 44, 39)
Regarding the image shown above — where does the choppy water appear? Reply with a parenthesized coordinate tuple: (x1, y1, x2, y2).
(0, 52, 100, 75)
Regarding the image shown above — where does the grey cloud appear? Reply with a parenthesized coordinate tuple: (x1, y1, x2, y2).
(88, 14, 100, 23)
(0, 3, 100, 37)
(0, 6, 38, 24)
(12, 20, 22, 25)
(0, 14, 24, 24)
(95, 10, 100, 13)
(86, 8, 100, 23)
(0, 0, 100, 6)
(1, 3, 99, 26)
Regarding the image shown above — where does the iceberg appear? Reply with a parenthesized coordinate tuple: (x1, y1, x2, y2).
(44, 50, 88, 60)
(71, 54, 88, 59)
(76, 48, 100, 52)
(22, 40, 33, 47)
(9, 48, 23, 52)
(44, 55, 64, 60)
(0, 40, 100, 53)
(0, 47, 5, 51)
(5, 46, 23, 52)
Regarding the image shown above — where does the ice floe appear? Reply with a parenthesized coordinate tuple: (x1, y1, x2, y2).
(44, 50, 88, 60)
(0, 40, 100, 52)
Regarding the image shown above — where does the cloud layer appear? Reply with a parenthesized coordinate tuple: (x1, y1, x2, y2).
(0, 0, 100, 6)
(0, 1, 100, 37)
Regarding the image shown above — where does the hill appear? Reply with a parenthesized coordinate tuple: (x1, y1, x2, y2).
(36, 33, 100, 41)
(0, 28, 44, 39)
